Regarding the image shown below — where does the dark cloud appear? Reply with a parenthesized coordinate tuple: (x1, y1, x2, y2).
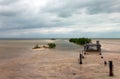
(0, 0, 120, 38)
(44, 0, 120, 17)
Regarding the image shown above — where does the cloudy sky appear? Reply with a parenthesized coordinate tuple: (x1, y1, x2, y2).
(0, 0, 120, 38)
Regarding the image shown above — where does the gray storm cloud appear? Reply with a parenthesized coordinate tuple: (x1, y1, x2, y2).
(44, 0, 120, 17)
(0, 0, 120, 38)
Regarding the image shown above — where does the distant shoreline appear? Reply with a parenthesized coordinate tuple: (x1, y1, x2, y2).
(0, 38, 120, 40)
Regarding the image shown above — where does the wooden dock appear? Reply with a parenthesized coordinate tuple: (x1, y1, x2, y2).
(84, 41, 101, 54)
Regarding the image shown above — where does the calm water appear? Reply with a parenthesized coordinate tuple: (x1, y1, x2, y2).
(0, 39, 82, 60)
(0, 38, 120, 60)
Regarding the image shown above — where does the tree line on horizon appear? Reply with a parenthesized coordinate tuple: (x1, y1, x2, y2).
(69, 38, 91, 45)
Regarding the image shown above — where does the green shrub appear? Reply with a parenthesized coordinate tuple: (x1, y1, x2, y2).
(69, 38, 91, 45)
(48, 43, 56, 48)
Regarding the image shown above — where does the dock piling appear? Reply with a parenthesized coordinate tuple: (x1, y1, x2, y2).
(79, 53, 82, 64)
(109, 61, 114, 76)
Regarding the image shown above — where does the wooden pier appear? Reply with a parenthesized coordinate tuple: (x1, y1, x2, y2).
(84, 41, 101, 54)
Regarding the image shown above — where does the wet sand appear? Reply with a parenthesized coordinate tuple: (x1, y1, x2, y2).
(0, 39, 120, 79)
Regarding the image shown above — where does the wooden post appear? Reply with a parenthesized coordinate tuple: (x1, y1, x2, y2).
(79, 53, 82, 64)
(104, 61, 107, 66)
(109, 61, 114, 76)
(99, 52, 102, 55)
(101, 56, 103, 59)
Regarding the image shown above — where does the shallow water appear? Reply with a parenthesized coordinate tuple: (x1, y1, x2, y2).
(0, 39, 82, 60)
(0, 39, 120, 60)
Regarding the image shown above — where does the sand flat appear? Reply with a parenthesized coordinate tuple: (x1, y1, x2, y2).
(0, 39, 120, 79)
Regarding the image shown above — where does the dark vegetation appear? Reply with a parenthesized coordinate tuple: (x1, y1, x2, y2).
(47, 43, 56, 48)
(51, 38, 56, 40)
(69, 38, 91, 45)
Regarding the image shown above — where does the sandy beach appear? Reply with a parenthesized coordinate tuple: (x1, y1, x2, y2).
(0, 39, 120, 79)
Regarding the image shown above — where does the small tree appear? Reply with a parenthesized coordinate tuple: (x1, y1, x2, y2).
(48, 43, 56, 48)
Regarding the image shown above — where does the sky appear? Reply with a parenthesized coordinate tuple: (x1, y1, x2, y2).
(0, 0, 120, 38)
